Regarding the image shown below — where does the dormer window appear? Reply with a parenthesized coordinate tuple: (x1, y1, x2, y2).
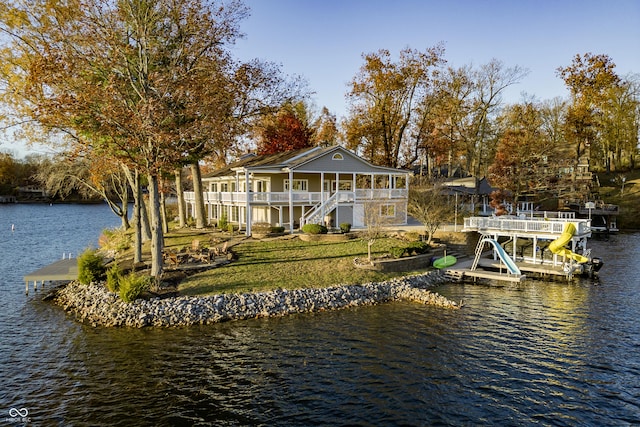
(332, 153, 344, 160)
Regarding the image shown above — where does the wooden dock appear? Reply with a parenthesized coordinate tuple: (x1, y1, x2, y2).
(443, 255, 570, 284)
(443, 257, 527, 283)
(24, 258, 78, 294)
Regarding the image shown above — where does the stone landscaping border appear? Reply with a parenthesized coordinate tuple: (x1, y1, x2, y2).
(51, 271, 460, 328)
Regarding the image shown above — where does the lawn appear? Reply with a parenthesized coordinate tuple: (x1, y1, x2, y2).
(177, 236, 431, 296)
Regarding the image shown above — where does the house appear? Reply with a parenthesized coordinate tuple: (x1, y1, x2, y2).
(441, 176, 496, 216)
(183, 145, 411, 236)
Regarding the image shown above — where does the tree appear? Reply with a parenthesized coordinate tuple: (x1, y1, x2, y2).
(488, 102, 562, 206)
(557, 53, 622, 164)
(312, 107, 340, 145)
(407, 184, 453, 244)
(344, 46, 446, 168)
(360, 199, 393, 262)
(255, 101, 314, 155)
(0, 0, 251, 279)
(35, 153, 131, 229)
(598, 78, 640, 171)
(424, 61, 528, 177)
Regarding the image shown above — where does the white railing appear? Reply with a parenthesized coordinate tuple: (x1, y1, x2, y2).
(355, 189, 407, 199)
(463, 216, 591, 236)
(184, 189, 402, 205)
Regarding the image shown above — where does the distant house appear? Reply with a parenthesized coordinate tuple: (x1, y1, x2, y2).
(184, 145, 411, 235)
(441, 176, 496, 216)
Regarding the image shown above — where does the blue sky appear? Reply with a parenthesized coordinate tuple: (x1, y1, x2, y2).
(3, 0, 639, 156)
(233, 0, 640, 118)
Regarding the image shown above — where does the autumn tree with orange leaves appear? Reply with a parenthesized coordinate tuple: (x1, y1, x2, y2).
(488, 102, 563, 208)
(0, 0, 253, 279)
(255, 102, 314, 155)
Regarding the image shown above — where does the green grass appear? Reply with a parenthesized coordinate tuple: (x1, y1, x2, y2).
(177, 237, 431, 296)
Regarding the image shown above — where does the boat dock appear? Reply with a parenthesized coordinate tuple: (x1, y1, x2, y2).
(443, 257, 527, 283)
(24, 258, 78, 295)
(441, 211, 601, 283)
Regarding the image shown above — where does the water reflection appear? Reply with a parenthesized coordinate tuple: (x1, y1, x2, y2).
(1, 205, 639, 425)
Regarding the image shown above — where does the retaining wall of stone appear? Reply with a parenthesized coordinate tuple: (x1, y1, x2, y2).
(52, 271, 459, 328)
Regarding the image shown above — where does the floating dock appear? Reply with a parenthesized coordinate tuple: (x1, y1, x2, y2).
(24, 258, 78, 294)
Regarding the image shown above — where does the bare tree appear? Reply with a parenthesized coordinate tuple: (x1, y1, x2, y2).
(360, 199, 394, 262)
(407, 184, 453, 244)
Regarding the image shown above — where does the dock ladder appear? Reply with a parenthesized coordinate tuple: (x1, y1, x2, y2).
(471, 234, 490, 271)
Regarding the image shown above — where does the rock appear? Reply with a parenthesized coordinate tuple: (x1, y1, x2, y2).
(52, 271, 458, 328)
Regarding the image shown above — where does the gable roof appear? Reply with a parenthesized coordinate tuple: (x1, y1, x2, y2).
(203, 146, 410, 178)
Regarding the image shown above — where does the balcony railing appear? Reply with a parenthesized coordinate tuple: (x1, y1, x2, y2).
(183, 189, 407, 205)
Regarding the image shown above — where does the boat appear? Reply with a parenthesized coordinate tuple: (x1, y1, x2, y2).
(433, 255, 457, 269)
(560, 200, 619, 233)
(453, 211, 603, 282)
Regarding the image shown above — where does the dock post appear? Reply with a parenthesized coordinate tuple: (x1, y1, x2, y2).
(25, 280, 29, 295)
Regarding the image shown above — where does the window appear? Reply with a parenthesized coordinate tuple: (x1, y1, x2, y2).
(210, 183, 218, 192)
(255, 180, 268, 192)
(284, 179, 308, 192)
(220, 183, 228, 192)
(332, 153, 344, 160)
(380, 204, 396, 217)
(330, 180, 352, 191)
(231, 206, 239, 222)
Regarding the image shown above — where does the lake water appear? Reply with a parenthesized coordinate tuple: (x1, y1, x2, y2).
(1, 204, 639, 425)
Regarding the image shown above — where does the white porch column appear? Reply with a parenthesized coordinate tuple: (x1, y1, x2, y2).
(245, 169, 252, 236)
(288, 170, 294, 233)
(320, 171, 325, 225)
(352, 173, 356, 201)
(370, 173, 374, 198)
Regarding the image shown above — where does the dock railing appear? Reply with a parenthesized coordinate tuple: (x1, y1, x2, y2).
(463, 216, 591, 236)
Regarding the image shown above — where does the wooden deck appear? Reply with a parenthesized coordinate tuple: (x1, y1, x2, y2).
(442, 257, 561, 283)
(24, 258, 78, 294)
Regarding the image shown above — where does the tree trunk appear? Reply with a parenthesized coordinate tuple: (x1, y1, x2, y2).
(190, 162, 207, 229)
(160, 185, 169, 234)
(122, 165, 142, 264)
(140, 191, 152, 242)
(148, 173, 164, 279)
(119, 184, 130, 230)
(133, 170, 142, 264)
(175, 168, 187, 228)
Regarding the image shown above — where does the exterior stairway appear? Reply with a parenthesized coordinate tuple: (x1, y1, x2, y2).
(300, 193, 339, 226)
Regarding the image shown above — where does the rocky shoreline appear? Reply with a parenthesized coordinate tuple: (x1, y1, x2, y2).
(51, 271, 460, 328)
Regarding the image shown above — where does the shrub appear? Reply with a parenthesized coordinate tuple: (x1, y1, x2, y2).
(301, 223, 328, 234)
(77, 248, 105, 285)
(218, 212, 228, 231)
(119, 273, 151, 303)
(98, 227, 131, 253)
(406, 241, 431, 255)
(339, 223, 352, 233)
(270, 226, 285, 233)
(403, 231, 422, 242)
(252, 222, 271, 234)
(389, 246, 407, 258)
(227, 223, 235, 233)
(106, 264, 122, 292)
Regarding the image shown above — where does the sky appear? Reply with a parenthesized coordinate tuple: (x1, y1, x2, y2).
(232, 0, 640, 118)
(2, 0, 639, 157)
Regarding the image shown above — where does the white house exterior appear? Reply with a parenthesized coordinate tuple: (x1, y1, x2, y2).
(183, 145, 411, 236)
